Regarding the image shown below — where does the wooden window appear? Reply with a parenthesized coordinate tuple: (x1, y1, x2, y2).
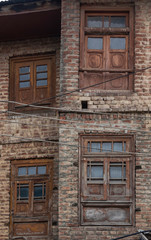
(10, 159, 53, 238)
(80, 7, 134, 91)
(80, 135, 134, 225)
(10, 54, 56, 110)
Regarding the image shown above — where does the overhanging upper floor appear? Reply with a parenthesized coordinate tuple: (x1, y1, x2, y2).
(0, 0, 61, 41)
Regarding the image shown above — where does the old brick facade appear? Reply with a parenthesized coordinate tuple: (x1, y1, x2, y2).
(0, 0, 150, 239)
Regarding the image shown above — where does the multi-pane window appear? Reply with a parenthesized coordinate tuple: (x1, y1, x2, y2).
(87, 140, 126, 153)
(80, 135, 134, 226)
(18, 165, 46, 176)
(10, 159, 53, 238)
(80, 7, 134, 91)
(10, 54, 56, 110)
(34, 183, 46, 200)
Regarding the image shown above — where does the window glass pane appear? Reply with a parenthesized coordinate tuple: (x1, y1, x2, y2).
(88, 37, 103, 50)
(19, 82, 30, 88)
(113, 142, 123, 152)
(111, 16, 126, 28)
(104, 16, 109, 28)
(17, 184, 29, 200)
(36, 72, 47, 79)
(38, 166, 46, 174)
(110, 37, 126, 49)
(91, 142, 101, 152)
(110, 164, 126, 180)
(102, 142, 112, 152)
(91, 166, 103, 178)
(36, 80, 47, 86)
(28, 166, 36, 175)
(34, 184, 42, 198)
(124, 142, 126, 152)
(36, 65, 47, 72)
(19, 74, 30, 81)
(19, 66, 30, 74)
(110, 166, 122, 179)
(18, 167, 27, 176)
(87, 16, 102, 28)
(34, 183, 46, 200)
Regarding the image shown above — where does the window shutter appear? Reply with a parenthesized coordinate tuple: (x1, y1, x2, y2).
(80, 135, 134, 226)
(81, 158, 106, 201)
(80, 8, 134, 91)
(15, 61, 33, 104)
(9, 54, 56, 110)
(34, 59, 51, 102)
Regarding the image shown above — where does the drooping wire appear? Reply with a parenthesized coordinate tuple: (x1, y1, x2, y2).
(9, 65, 151, 107)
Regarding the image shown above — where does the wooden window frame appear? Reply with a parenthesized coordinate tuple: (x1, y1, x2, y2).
(10, 159, 53, 239)
(9, 53, 56, 111)
(80, 134, 135, 226)
(80, 6, 134, 92)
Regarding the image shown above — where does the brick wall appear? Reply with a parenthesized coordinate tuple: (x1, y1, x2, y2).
(60, 0, 151, 112)
(0, 0, 151, 239)
(59, 0, 151, 239)
(0, 37, 60, 240)
(58, 112, 151, 239)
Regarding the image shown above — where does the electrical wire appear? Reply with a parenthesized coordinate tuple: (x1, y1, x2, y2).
(2, 116, 151, 136)
(2, 98, 151, 124)
(0, 64, 150, 154)
(14, 65, 151, 106)
(1, 132, 151, 156)
(0, 99, 148, 116)
(0, 109, 151, 136)
(5, 111, 151, 138)
(3, 109, 150, 127)
(111, 229, 151, 240)
(2, 64, 151, 114)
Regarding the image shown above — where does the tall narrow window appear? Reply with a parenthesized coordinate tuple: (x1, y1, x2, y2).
(80, 7, 134, 91)
(80, 135, 134, 225)
(10, 159, 53, 239)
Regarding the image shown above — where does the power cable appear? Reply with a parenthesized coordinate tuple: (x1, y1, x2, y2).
(111, 229, 151, 240)
(2, 98, 151, 123)
(15, 65, 151, 106)
(2, 65, 151, 112)
(1, 110, 151, 135)
(1, 132, 151, 156)
(3, 109, 151, 126)
(0, 99, 147, 115)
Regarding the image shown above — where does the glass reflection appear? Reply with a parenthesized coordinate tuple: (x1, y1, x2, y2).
(87, 16, 102, 28)
(88, 37, 103, 50)
(111, 16, 126, 28)
(110, 37, 126, 50)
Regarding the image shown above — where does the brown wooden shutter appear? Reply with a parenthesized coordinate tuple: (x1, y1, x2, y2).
(80, 8, 134, 91)
(80, 135, 134, 226)
(9, 54, 56, 110)
(34, 59, 51, 102)
(10, 159, 53, 239)
(15, 61, 33, 104)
